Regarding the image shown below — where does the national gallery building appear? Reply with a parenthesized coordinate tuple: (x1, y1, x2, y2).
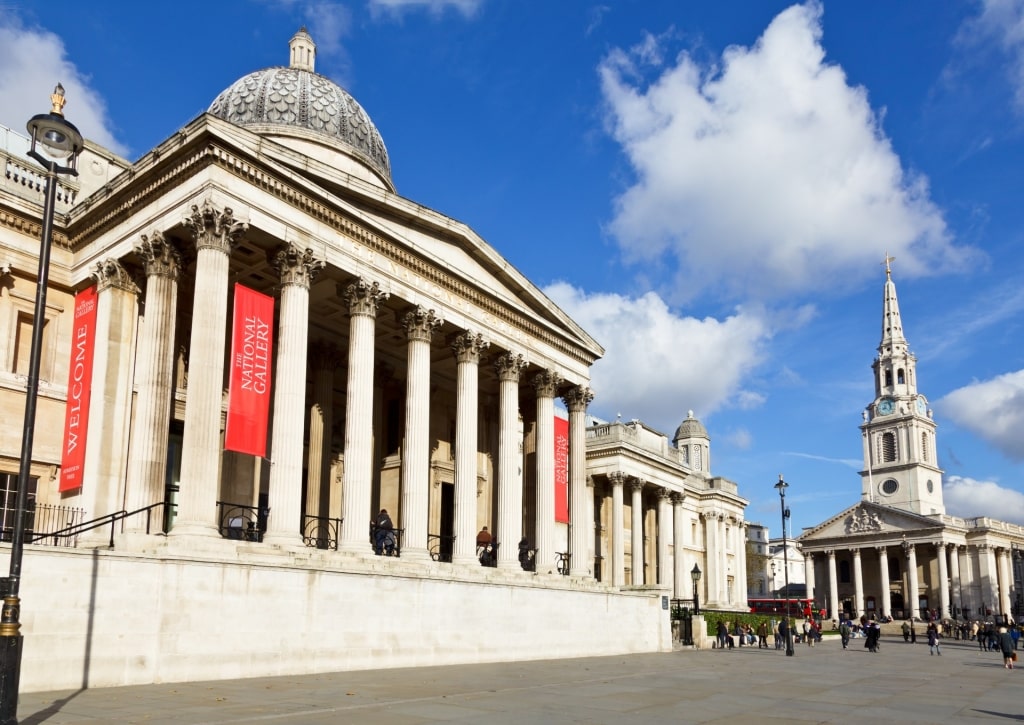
(0, 31, 747, 691)
(798, 265, 1024, 624)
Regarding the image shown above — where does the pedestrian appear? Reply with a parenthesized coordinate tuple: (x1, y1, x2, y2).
(865, 621, 881, 653)
(927, 623, 941, 656)
(998, 626, 1016, 669)
(901, 620, 911, 642)
(839, 619, 851, 650)
(779, 617, 792, 655)
(773, 619, 782, 650)
(1013, 625, 1021, 651)
(716, 620, 729, 650)
(757, 620, 769, 649)
(910, 621, 917, 644)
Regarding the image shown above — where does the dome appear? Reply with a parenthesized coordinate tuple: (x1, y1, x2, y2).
(208, 29, 391, 185)
(673, 410, 708, 442)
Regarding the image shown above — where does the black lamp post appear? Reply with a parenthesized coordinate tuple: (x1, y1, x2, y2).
(775, 474, 794, 656)
(771, 560, 777, 602)
(691, 563, 701, 615)
(0, 83, 83, 725)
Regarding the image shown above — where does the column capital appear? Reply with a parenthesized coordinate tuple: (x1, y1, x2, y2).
(343, 278, 389, 317)
(804, 552, 814, 562)
(494, 351, 527, 382)
(402, 305, 443, 342)
(183, 199, 246, 253)
(561, 385, 594, 413)
(671, 491, 686, 506)
(451, 331, 489, 364)
(608, 471, 625, 488)
(826, 549, 836, 558)
(851, 547, 861, 556)
(658, 488, 672, 502)
(875, 545, 888, 554)
(92, 258, 139, 294)
(136, 230, 182, 280)
(532, 369, 562, 398)
(271, 243, 324, 289)
(629, 477, 645, 493)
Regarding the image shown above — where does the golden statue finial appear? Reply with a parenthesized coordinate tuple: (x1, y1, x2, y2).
(881, 252, 895, 277)
(50, 83, 67, 117)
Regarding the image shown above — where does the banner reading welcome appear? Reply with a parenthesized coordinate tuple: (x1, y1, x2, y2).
(60, 285, 98, 492)
(554, 413, 569, 523)
(224, 284, 274, 457)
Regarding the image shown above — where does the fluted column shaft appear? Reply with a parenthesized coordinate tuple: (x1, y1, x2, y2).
(452, 331, 487, 565)
(611, 472, 625, 586)
(936, 542, 950, 618)
(804, 553, 816, 605)
(264, 245, 322, 547)
(948, 545, 962, 615)
(306, 343, 340, 533)
(672, 493, 686, 598)
(877, 546, 892, 618)
(907, 543, 920, 619)
(704, 513, 718, 605)
(630, 479, 644, 585)
(495, 353, 525, 570)
(172, 201, 246, 538)
(340, 279, 388, 552)
(852, 548, 864, 616)
(533, 370, 560, 574)
(998, 549, 1013, 618)
(827, 550, 839, 622)
(656, 489, 671, 587)
(736, 522, 748, 607)
(562, 385, 593, 577)
(125, 233, 180, 532)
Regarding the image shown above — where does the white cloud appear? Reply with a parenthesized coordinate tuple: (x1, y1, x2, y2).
(0, 12, 126, 156)
(944, 475, 1024, 525)
(368, 0, 482, 18)
(936, 370, 1024, 460)
(959, 0, 1024, 112)
(544, 281, 770, 434)
(598, 1, 975, 304)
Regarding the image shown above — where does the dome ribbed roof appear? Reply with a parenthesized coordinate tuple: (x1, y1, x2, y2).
(208, 29, 391, 183)
(673, 410, 708, 441)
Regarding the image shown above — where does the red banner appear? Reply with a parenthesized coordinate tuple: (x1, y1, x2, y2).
(224, 284, 274, 457)
(554, 413, 569, 523)
(60, 286, 98, 492)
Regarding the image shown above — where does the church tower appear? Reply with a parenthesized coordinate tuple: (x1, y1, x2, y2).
(859, 257, 944, 515)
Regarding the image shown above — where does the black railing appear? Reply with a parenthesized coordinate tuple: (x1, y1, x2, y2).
(27, 501, 172, 549)
(555, 551, 570, 576)
(218, 501, 267, 542)
(303, 514, 342, 550)
(370, 523, 403, 556)
(429, 533, 454, 562)
(1, 502, 85, 546)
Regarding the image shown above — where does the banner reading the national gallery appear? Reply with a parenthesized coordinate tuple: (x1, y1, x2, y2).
(59, 285, 98, 492)
(224, 284, 274, 457)
(554, 413, 569, 523)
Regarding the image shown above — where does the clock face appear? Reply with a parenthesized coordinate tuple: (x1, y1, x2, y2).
(878, 398, 895, 415)
(916, 398, 927, 414)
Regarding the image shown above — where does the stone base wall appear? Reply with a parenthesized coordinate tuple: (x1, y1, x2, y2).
(3, 540, 671, 692)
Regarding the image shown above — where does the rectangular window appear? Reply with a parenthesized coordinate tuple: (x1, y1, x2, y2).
(0, 471, 38, 542)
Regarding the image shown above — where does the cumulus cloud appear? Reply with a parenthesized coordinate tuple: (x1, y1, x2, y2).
(958, 0, 1024, 112)
(544, 281, 770, 434)
(0, 12, 126, 156)
(936, 370, 1024, 460)
(944, 475, 1024, 525)
(598, 1, 975, 304)
(369, 0, 482, 18)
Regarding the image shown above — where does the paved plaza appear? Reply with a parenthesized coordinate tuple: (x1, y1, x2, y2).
(17, 635, 1023, 724)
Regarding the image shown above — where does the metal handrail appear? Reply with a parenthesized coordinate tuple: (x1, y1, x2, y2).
(428, 533, 455, 563)
(302, 514, 342, 550)
(217, 501, 267, 542)
(26, 501, 172, 548)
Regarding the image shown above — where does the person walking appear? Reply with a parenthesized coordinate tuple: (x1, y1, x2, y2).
(839, 619, 851, 650)
(998, 626, 1016, 669)
(902, 620, 911, 642)
(927, 623, 942, 656)
(757, 620, 769, 649)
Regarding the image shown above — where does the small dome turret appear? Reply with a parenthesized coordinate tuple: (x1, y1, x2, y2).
(673, 410, 708, 443)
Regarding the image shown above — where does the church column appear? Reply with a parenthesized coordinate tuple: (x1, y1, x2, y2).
(877, 545, 892, 620)
(562, 385, 593, 577)
(657, 489, 671, 587)
(171, 201, 246, 539)
(339, 279, 388, 552)
(737, 521, 748, 608)
(703, 512, 719, 605)
(827, 550, 839, 623)
(400, 306, 442, 562)
(948, 544, 963, 617)
(610, 472, 625, 586)
(495, 352, 526, 570)
(263, 245, 322, 547)
(998, 548, 1013, 619)
(124, 232, 180, 533)
(305, 342, 341, 544)
(906, 541, 921, 619)
(630, 478, 645, 585)
(936, 541, 950, 619)
(672, 492, 686, 598)
(451, 331, 488, 566)
(80, 260, 138, 543)
(533, 370, 561, 574)
(804, 553, 816, 607)
(852, 548, 864, 617)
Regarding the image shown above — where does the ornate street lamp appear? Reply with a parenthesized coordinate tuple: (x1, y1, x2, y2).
(775, 474, 795, 656)
(691, 563, 701, 615)
(0, 83, 83, 724)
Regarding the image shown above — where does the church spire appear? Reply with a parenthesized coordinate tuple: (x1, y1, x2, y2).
(879, 252, 906, 352)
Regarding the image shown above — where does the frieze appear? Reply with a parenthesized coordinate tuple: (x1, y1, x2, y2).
(845, 506, 883, 535)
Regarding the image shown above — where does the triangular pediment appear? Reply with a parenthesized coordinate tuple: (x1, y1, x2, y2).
(798, 500, 944, 545)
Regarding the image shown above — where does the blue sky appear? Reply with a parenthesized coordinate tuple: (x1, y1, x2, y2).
(3, 0, 1024, 534)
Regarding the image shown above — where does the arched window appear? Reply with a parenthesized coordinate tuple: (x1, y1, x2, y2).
(897, 368, 905, 384)
(881, 432, 897, 462)
(840, 560, 851, 583)
(884, 370, 893, 387)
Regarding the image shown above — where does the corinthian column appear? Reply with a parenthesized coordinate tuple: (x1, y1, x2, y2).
(533, 370, 561, 574)
(263, 245, 322, 547)
(907, 542, 920, 619)
(877, 546, 891, 619)
(936, 541, 950, 619)
(339, 278, 388, 552)
(451, 331, 488, 565)
(827, 550, 839, 623)
(495, 352, 526, 570)
(672, 492, 686, 598)
(630, 478, 645, 585)
(853, 548, 864, 616)
(171, 201, 246, 539)
(80, 259, 139, 544)
(562, 384, 593, 576)
(305, 342, 341, 546)
(656, 489, 672, 587)
(125, 233, 181, 534)
(610, 472, 625, 586)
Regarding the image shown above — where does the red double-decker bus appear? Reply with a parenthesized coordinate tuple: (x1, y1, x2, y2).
(748, 598, 814, 618)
